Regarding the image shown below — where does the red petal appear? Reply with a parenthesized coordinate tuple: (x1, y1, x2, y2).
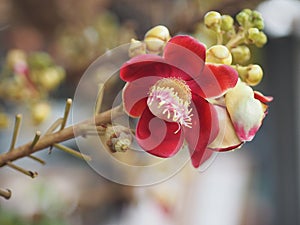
(165, 35, 206, 61)
(122, 76, 160, 117)
(136, 107, 184, 158)
(254, 91, 273, 103)
(188, 63, 238, 99)
(184, 94, 219, 168)
(120, 54, 189, 82)
(163, 35, 206, 80)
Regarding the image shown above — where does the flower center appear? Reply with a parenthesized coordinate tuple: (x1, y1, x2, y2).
(147, 77, 193, 129)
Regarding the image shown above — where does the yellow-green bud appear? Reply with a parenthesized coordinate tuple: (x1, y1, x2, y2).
(31, 102, 51, 124)
(128, 38, 146, 58)
(204, 11, 222, 31)
(231, 46, 251, 64)
(221, 15, 234, 31)
(236, 64, 263, 86)
(28, 52, 53, 70)
(236, 10, 251, 27)
(38, 67, 65, 91)
(255, 32, 267, 47)
(252, 11, 264, 30)
(6, 49, 27, 69)
(144, 25, 171, 53)
(247, 28, 267, 47)
(206, 45, 232, 65)
(247, 28, 260, 42)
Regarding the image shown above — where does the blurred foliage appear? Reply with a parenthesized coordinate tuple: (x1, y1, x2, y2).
(0, 49, 65, 127)
(0, 209, 68, 225)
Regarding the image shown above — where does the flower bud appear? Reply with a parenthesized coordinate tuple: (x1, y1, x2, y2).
(255, 32, 267, 47)
(231, 45, 251, 64)
(31, 102, 51, 124)
(144, 25, 171, 53)
(236, 64, 263, 86)
(105, 125, 132, 153)
(128, 38, 146, 58)
(206, 45, 232, 65)
(204, 11, 222, 31)
(253, 20, 264, 30)
(221, 15, 234, 31)
(28, 52, 53, 70)
(247, 27, 260, 40)
(6, 49, 27, 71)
(236, 9, 251, 27)
(247, 28, 267, 47)
(251, 10, 264, 30)
(37, 67, 65, 91)
(6, 49, 26, 69)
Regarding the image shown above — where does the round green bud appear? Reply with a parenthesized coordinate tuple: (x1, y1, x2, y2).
(28, 52, 53, 70)
(245, 64, 263, 86)
(236, 12, 249, 27)
(253, 19, 264, 30)
(144, 25, 171, 53)
(247, 28, 267, 47)
(242, 9, 252, 15)
(6, 49, 27, 70)
(206, 45, 232, 65)
(237, 64, 263, 86)
(247, 28, 260, 42)
(255, 32, 267, 47)
(129, 39, 146, 57)
(221, 15, 234, 31)
(251, 10, 264, 30)
(252, 11, 263, 21)
(204, 11, 222, 31)
(236, 9, 252, 27)
(231, 45, 251, 64)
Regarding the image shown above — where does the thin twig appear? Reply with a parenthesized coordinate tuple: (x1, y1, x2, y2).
(60, 99, 72, 130)
(6, 161, 38, 178)
(30, 131, 41, 149)
(28, 155, 45, 165)
(9, 114, 22, 151)
(45, 118, 63, 135)
(53, 143, 92, 161)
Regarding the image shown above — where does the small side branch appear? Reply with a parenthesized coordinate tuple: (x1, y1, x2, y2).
(0, 189, 11, 200)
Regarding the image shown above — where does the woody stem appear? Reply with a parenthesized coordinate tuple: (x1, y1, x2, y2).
(0, 105, 124, 167)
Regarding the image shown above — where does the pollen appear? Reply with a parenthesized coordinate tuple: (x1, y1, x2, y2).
(147, 77, 193, 129)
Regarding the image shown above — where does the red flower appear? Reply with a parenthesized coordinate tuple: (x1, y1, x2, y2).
(120, 35, 238, 168)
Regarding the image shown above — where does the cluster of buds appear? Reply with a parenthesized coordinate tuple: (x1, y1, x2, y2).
(204, 9, 267, 65)
(128, 25, 171, 57)
(0, 49, 65, 125)
(105, 124, 133, 153)
(204, 9, 268, 86)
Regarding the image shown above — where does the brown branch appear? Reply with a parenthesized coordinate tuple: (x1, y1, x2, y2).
(0, 105, 124, 167)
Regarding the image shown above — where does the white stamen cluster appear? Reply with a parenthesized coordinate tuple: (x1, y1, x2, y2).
(147, 85, 193, 130)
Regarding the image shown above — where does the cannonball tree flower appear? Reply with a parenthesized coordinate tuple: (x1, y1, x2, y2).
(120, 35, 239, 168)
